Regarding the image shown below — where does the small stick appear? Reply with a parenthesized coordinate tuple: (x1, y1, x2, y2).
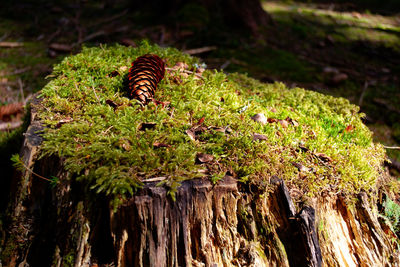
(0, 42, 23, 48)
(0, 121, 23, 131)
(183, 46, 217, 55)
(79, 30, 106, 44)
(102, 125, 114, 135)
(92, 85, 100, 103)
(142, 176, 167, 183)
(220, 59, 231, 70)
(383, 145, 400, 150)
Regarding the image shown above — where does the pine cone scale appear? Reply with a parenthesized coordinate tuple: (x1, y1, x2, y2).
(127, 54, 165, 104)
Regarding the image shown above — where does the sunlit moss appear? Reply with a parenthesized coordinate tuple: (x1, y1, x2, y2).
(37, 42, 386, 207)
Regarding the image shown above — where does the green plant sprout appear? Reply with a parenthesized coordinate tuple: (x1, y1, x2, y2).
(11, 154, 59, 186)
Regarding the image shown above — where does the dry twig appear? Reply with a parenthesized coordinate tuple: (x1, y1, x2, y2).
(183, 46, 217, 55)
(0, 121, 23, 131)
(384, 146, 400, 150)
(0, 42, 23, 48)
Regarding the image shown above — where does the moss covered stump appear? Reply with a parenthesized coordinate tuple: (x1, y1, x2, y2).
(1, 43, 399, 266)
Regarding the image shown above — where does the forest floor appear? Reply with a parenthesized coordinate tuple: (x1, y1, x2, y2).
(0, 0, 399, 178)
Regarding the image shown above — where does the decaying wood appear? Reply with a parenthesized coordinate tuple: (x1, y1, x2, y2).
(1, 97, 399, 266)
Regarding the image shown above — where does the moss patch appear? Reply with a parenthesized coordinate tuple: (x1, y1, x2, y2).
(37, 42, 385, 207)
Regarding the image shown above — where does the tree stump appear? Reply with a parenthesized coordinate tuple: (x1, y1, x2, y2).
(1, 43, 399, 266)
(1, 98, 399, 266)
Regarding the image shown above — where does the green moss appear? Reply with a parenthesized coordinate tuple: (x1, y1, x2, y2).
(62, 251, 75, 267)
(383, 198, 400, 235)
(37, 42, 385, 207)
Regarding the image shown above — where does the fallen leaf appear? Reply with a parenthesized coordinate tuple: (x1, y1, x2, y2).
(197, 117, 205, 125)
(196, 67, 205, 74)
(253, 133, 268, 141)
(193, 126, 207, 134)
(196, 153, 214, 163)
(106, 99, 118, 109)
(119, 139, 131, 151)
(153, 142, 171, 148)
(285, 117, 299, 127)
(186, 129, 196, 141)
(108, 70, 120, 77)
(251, 113, 267, 125)
(174, 62, 189, 71)
(315, 152, 332, 163)
(208, 125, 232, 135)
(197, 168, 209, 174)
(292, 162, 309, 172)
(55, 117, 73, 128)
(172, 76, 182, 84)
(279, 120, 289, 128)
(209, 126, 225, 133)
(119, 66, 128, 72)
(186, 125, 207, 141)
(152, 100, 170, 108)
(225, 126, 233, 134)
(298, 144, 309, 152)
(138, 122, 156, 131)
(238, 105, 248, 114)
